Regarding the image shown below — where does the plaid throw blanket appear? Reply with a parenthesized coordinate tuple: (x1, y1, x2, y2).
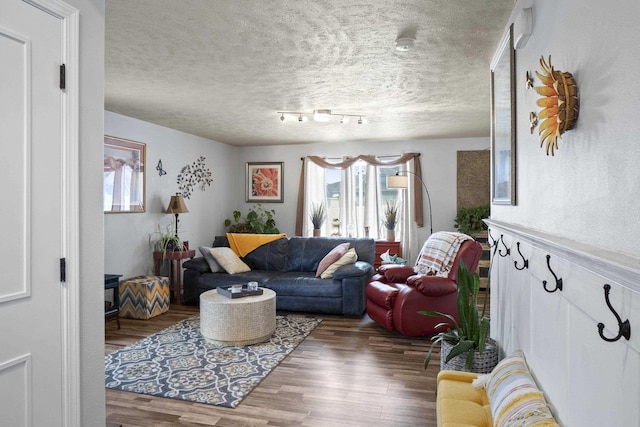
(415, 231, 473, 277)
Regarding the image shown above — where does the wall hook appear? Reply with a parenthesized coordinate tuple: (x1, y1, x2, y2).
(498, 234, 510, 257)
(514, 242, 529, 270)
(526, 71, 534, 89)
(597, 284, 631, 342)
(487, 230, 497, 247)
(542, 254, 563, 293)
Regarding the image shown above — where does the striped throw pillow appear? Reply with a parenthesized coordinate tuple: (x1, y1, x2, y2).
(486, 351, 559, 427)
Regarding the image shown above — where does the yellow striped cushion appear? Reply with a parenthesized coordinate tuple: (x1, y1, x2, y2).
(486, 351, 559, 427)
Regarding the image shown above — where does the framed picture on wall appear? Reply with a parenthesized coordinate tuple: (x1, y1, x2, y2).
(246, 161, 284, 203)
(104, 136, 146, 213)
(490, 24, 516, 205)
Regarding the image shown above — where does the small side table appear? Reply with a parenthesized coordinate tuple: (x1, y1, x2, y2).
(374, 240, 403, 271)
(104, 274, 122, 328)
(153, 249, 195, 305)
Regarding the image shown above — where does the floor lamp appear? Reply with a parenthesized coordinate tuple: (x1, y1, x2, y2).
(387, 171, 433, 235)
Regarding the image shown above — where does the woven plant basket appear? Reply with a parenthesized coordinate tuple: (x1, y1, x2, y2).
(440, 338, 499, 374)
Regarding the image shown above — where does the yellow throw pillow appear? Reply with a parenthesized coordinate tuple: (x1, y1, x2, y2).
(208, 247, 251, 274)
(321, 248, 358, 279)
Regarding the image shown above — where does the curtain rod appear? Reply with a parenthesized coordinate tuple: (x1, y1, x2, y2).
(301, 153, 420, 161)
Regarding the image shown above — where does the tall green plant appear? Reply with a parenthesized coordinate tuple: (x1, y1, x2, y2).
(420, 261, 490, 370)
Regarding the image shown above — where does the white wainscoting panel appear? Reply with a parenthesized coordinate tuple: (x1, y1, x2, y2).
(486, 220, 640, 426)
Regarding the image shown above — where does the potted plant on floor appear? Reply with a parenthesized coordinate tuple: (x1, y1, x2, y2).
(310, 202, 326, 236)
(420, 261, 498, 373)
(382, 200, 398, 241)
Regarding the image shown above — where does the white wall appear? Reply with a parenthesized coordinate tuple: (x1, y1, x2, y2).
(104, 111, 239, 279)
(238, 137, 489, 261)
(65, 0, 106, 424)
(490, 0, 640, 425)
(104, 113, 488, 272)
(493, 0, 640, 259)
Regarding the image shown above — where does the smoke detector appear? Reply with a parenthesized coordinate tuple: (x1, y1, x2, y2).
(395, 37, 415, 52)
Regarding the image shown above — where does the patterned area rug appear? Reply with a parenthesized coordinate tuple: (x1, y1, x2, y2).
(105, 315, 321, 408)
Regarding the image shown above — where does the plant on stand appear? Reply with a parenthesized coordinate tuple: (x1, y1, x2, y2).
(382, 200, 398, 241)
(420, 261, 497, 373)
(310, 202, 326, 236)
(454, 205, 490, 236)
(150, 223, 184, 259)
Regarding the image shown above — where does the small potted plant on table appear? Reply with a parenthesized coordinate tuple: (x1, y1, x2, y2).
(310, 202, 326, 236)
(382, 200, 398, 241)
(150, 223, 184, 259)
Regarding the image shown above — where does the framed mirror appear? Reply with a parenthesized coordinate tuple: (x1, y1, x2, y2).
(104, 136, 146, 213)
(490, 24, 516, 205)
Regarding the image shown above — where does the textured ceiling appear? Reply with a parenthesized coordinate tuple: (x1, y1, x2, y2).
(105, 0, 513, 147)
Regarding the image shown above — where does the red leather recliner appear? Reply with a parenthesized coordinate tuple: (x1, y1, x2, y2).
(366, 239, 482, 337)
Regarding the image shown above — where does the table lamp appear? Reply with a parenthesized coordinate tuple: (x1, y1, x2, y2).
(167, 192, 189, 239)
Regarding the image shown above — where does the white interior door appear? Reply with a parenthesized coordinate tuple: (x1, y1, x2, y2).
(0, 1, 74, 425)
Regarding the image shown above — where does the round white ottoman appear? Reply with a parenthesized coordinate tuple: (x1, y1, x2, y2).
(199, 288, 276, 346)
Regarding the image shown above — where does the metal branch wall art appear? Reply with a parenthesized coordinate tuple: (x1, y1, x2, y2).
(177, 156, 213, 199)
(534, 56, 579, 155)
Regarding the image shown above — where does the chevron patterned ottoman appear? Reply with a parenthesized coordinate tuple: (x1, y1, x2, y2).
(119, 276, 170, 319)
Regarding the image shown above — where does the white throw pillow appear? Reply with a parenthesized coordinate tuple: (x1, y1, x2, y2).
(321, 248, 358, 279)
(208, 247, 251, 274)
(199, 246, 222, 272)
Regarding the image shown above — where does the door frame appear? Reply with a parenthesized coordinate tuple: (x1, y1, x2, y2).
(23, 0, 80, 425)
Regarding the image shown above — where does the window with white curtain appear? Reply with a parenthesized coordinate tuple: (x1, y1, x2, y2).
(303, 157, 407, 240)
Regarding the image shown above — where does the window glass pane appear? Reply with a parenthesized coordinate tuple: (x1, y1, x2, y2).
(326, 168, 341, 236)
(321, 159, 407, 240)
(380, 165, 401, 207)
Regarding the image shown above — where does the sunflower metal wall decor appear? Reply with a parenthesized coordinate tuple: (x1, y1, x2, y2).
(534, 56, 579, 156)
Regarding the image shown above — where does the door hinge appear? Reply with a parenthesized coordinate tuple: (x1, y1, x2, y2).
(60, 258, 66, 282)
(59, 64, 66, 90)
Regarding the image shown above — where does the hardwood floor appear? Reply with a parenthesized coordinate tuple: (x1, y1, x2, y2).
(105, 305, 443, 427)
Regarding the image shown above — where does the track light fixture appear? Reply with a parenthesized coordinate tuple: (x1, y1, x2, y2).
(277, 109, 366, 124)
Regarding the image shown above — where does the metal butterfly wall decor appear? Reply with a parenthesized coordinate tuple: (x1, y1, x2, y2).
(156, 159, 167, 176)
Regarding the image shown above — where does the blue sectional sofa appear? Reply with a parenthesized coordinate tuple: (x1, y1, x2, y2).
(182, 236, 375, 316)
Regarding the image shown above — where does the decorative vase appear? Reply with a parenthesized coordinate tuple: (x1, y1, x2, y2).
(386, 229, 395, 242)
(440, 338, 499, 374)
(313, 228, 321, 237)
